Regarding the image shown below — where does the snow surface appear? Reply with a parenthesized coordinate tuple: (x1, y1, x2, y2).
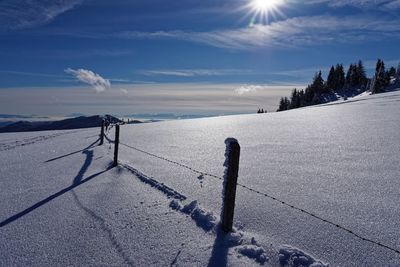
(1, 90, 400, 266)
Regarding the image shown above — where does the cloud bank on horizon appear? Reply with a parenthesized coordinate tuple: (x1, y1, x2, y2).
(0, 83, 296, 116)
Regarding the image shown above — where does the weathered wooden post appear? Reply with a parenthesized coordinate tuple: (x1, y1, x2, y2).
(99, 119, 105, 145)
(221, 138, 240, 233)
(113, 124, 120, 166)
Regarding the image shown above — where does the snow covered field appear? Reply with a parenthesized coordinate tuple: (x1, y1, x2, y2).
(1, 90, 400, 266)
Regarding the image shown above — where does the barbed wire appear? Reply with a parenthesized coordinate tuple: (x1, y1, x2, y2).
(120, 142, 223, 181)
(117, 141, 400, 256)
(104, 132, 114, 144)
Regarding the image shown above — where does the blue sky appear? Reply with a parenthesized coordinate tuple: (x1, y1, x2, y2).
(0, 0, 400, 116)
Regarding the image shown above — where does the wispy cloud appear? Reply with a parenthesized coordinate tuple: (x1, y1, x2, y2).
(139, 69, 255, 77)
(0, 70, 66, 78)
(111, 15, 400, 50)
(142, 70, 196, 77)
(384, 0, 400, 9)
(26, 49, 133, 59)
(272, 66, 331, 79)
(0, 0, 82, 30)
(307, 0, 400, 9)
(65, 68, 110, 92)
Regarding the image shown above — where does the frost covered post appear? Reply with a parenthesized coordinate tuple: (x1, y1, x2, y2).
(113, 124, 120, 166)
(221, 138, 240, 233)
(99, 119, 105, 145)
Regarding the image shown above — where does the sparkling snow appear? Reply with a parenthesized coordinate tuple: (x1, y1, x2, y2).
(1, 90, 400, 266)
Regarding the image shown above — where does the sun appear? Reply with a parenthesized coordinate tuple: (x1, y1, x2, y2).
(245, 0, 286, 26)
(252, 0, 282, 12)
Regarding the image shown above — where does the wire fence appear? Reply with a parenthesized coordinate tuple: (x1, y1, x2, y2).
(102, 125, 400, 256)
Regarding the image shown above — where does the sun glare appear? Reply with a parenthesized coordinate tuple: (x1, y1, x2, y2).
(252, 0, 281, 12)
(246, 0, 285, 25)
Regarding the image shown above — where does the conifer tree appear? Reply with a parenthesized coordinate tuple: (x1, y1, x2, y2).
(335, 64, 345, 91)
(298, 89, 305, 107)
(284, 97, 290, 110)
(304, 85, 314, 104)
(311, 71, 324, 94)
(397, 63, 400, 79)
(326, 66, 336, 92)
(357, 60, 368, 88)
(345, 64, 354, 88)
(277, 97, 290, 112)
(372, 59, 386, 94)
(277, 100, 284, 112)
(289, 89, 298, 109)
(387, 67, 396, 78)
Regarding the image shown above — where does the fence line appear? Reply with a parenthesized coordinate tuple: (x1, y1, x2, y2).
(102, 125, 400, 255)
(104, 134, 114, 144)
(118, 139, 400, 255)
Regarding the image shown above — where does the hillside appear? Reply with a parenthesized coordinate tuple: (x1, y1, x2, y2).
(0, 115, 121, 133)
(1, 90, 400, 266)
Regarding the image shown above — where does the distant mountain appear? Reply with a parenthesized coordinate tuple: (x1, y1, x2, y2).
(0, 115, 122, 133)
(0, 114, 48, 119)
(67, 113, 87, 118)
(0, 121, 13, 127)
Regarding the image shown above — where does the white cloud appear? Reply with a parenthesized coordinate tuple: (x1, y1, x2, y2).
(0, 0, 82, 30)
(234, 85, 264, 95)
(114, 15, 400, 50)
(65, 68, 111, 92)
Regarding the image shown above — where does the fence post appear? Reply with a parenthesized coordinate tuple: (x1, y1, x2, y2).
(113, 124, 120, 166)
(221, 138, 240, 233)
(99, 119, 105, 145)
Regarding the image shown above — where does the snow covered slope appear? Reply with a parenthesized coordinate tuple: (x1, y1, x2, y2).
(1, 90, 400, 266)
